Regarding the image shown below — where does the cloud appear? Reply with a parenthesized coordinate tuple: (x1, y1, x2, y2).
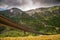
(0, 0, 60, 11)
(32, 0, 60, 6)
(1, 0, 26, 6)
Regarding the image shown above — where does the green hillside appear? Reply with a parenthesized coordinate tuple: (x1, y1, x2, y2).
(0, 6, 60, 37)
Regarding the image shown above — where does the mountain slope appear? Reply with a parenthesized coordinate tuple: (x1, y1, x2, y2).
(25, 6, 60, 34)
(0, 6, 60, 37)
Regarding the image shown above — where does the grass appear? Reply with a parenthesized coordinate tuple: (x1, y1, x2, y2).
(0, 34, 60, 40)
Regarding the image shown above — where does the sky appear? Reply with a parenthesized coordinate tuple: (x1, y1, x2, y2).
(0, 0, 60, 11)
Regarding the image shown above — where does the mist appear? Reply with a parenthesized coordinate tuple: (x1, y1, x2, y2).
(0, 0, 60, 11)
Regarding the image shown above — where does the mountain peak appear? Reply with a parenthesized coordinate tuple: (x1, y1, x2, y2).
(11, 8, 21, 10)
(10, 8, 22, 12)
(0, 7, 24, 18)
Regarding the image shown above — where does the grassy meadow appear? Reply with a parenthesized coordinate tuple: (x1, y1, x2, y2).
(0, 34, 60, 40)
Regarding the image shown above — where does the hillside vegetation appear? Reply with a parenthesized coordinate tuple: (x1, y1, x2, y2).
(0, 6, 60, 37)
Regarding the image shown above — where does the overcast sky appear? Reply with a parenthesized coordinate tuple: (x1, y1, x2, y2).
(0, 0, 60, 11)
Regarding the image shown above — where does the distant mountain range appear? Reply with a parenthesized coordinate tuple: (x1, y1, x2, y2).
(26, 6, 60, 15)
(0, 6, 60, 22)
(0, 8, 8, 11)
(0, 6, 60, 16)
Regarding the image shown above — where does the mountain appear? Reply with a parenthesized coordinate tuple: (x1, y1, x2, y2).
(0, 8, 23, 17)
(0, 6, 60, 37)
(0, 8, 8, 11)
(25, 6, 60, 34)
(0, 8, 30, 22)
(26, 6, 60, 16)
(0, 8, 35, 37)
